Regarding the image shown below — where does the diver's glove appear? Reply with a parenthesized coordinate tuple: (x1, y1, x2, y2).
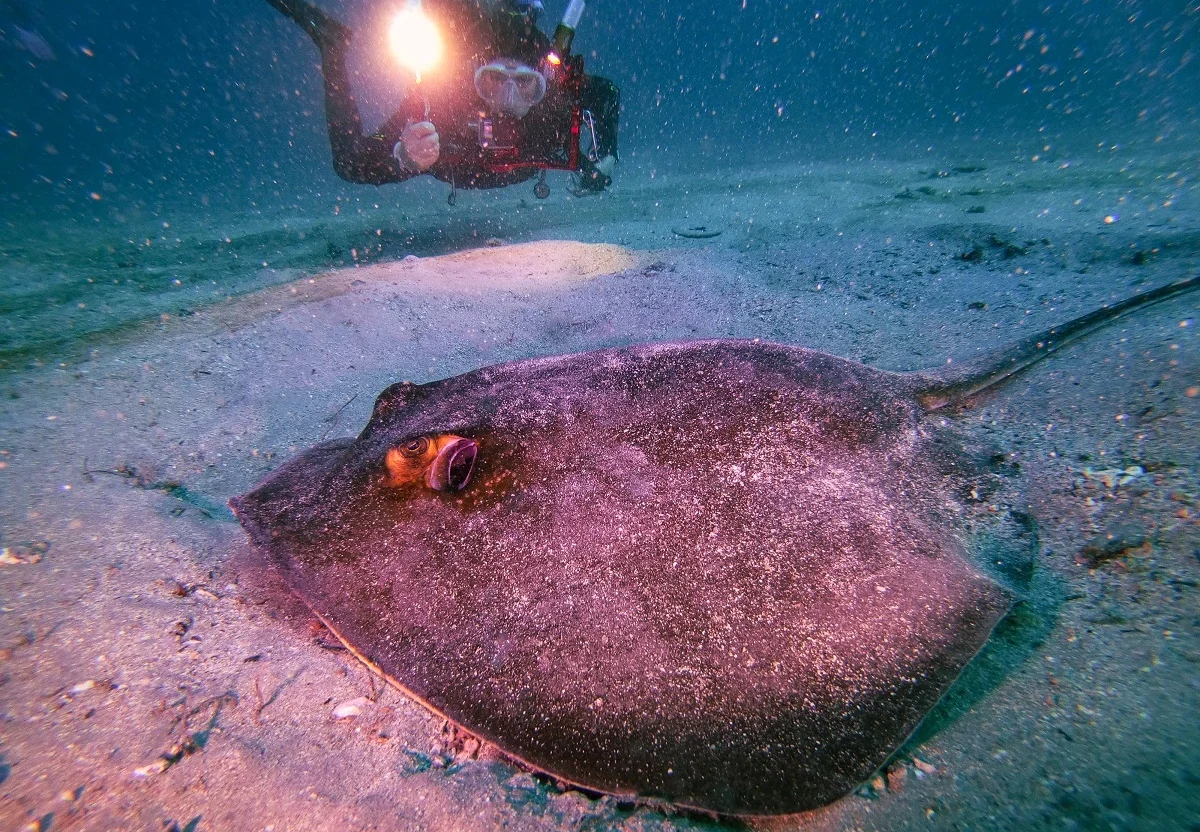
(575, 155, 616, 194)
(393, 121, 440, 173)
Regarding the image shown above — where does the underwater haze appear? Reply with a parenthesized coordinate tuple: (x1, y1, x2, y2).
(3, 1, 1198, 217)
(1, 2, 1198, 831)
(3, 0, 1198, 356)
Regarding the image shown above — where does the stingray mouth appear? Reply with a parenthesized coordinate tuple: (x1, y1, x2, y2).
(428, 437, 478, 492)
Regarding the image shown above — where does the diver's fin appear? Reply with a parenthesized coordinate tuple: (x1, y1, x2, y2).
(264, 0, 351, 54)
(910, 275, 1199, 411)
(13, 24, 56, 61)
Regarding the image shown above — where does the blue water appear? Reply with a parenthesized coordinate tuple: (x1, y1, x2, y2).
(2, 1, 1196, 218)
(2, 0, 1196, 361)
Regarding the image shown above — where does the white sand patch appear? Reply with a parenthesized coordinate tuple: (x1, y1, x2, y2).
(393, 240, 641, 290)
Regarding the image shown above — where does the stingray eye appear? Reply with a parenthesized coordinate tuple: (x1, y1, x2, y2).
(400, 437, 429, 458)
(386, 434, 476, 491)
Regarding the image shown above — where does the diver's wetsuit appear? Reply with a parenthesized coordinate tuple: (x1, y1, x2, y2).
(266, 0, 619, 191)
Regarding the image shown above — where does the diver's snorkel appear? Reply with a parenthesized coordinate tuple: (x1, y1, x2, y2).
(545, 0, 585, 66)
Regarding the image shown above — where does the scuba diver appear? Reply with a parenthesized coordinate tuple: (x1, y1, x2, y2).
(264, 0, 620, 198)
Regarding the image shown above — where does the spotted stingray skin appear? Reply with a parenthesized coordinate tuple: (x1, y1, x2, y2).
(234, 340, 1021, 815)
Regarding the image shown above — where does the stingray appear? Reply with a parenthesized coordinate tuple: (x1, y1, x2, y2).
(231, 277, 1197, 816)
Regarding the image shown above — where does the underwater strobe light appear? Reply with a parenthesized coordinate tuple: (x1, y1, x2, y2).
(389, 0, 443, 82)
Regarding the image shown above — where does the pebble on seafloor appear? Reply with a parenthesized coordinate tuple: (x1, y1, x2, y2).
(0, 541, 49, 566)
(886, 763, 907, 793)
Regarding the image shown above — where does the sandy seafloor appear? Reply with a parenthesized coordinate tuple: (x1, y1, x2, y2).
(0, 151, 1197, 832)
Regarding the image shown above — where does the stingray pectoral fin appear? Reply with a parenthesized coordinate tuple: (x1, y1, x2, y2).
(910, 275, 1200, 411)
(231, 437, 355, 541)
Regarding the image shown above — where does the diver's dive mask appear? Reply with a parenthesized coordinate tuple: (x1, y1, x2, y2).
(474, 60, 546, 118)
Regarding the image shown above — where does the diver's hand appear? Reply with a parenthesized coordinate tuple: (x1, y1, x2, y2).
(394, 121, 439, 172)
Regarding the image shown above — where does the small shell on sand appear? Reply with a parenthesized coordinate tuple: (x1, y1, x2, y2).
(332, 697, 370, 719)
(133, 759, 171, 778)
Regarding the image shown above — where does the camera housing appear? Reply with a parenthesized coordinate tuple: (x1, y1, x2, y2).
(474, 115, 521, 151)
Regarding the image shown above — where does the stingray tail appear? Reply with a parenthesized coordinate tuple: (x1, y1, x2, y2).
(911, 275, 1199, 411)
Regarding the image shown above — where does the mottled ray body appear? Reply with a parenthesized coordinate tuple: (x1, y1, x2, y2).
(232, 278, 1197, 816)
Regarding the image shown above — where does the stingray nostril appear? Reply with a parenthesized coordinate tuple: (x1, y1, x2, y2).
(446, 441, 477, 491)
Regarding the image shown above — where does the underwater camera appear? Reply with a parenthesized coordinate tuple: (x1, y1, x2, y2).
(472, 114, 521, 153)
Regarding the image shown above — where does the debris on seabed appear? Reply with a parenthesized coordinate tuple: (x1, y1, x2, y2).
(1077, 526, 1148, 567)
(1080, 465, 1143, 489)
(25, 813, 53, 832)
(886, 763, 907, 793)
(912, 757, 937, 777)
(671, 225, 722, 239)
(0, 548, 39, 566)
(0, 541, 49, 565)
(132, 694, 232, 778)
(133, 731, 208, 779)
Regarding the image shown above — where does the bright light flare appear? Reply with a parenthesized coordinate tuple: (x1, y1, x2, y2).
(389, 4, 443, 80)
